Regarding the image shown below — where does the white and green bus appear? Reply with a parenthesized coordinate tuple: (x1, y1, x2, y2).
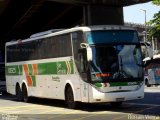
(5, 25, 145, 108)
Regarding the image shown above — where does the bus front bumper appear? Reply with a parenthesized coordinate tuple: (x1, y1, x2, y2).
(89, 85, 144, 103)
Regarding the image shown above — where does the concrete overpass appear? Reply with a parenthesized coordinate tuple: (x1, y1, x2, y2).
(0, 0, 151, 44)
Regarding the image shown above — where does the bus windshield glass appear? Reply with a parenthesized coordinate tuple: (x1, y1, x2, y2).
(84, 30, 143, 82)
(86, 30, 139, 44)
(90, 45, 143, 82)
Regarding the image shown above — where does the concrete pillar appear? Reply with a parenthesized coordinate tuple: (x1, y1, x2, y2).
(83, 5, 124, 25)
(152, 37, 155, 54)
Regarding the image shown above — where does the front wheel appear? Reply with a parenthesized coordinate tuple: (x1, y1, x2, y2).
(65, 86, 77, 109)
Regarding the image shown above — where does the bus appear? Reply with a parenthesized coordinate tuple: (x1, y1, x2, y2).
(0, 49, 6, 94)
(143, 54, 160, 87)
(5, 25, 145, 108)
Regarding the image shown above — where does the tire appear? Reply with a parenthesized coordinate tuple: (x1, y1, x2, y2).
(110, 102, 122, 108)
(16, 85, 22, 101)
(22, 85, 29, 102)
(2, 91, 9, 95)
(65, 86, 77, 109)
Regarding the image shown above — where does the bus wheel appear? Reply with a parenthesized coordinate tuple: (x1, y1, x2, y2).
(65, 86, 77, 109)
(110, 102, 122, 108)
(16, 84, 22, 101)
(22, 85, 29, 102)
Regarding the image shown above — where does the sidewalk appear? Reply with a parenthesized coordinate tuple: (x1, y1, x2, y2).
(144, 86, 160, 93)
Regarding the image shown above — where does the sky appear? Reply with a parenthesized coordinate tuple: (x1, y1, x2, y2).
(123, 1, 160, 24)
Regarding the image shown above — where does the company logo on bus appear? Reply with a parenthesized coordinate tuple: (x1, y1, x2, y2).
(8, 68, 16, 74)
(56, 63, 66, 74)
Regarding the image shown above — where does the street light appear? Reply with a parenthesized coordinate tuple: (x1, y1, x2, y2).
(140, 9, 147, 42)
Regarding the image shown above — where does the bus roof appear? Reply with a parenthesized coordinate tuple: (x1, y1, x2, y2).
(29, 29, 64, 38)
(6, 25, 136, 46)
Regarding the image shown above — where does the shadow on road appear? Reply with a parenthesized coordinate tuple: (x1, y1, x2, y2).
(0, 92, 160, 116)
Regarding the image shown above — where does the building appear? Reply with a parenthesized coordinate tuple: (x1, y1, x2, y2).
(125, 22, 160, 55)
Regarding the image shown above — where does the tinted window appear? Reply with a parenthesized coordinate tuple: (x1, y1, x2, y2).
(72, 31, 84, 61)
(7, 34, 72, 62)
(86, 30, 139, 44)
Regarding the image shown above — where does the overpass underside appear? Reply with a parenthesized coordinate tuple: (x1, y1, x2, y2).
(0, 0, 151, 43)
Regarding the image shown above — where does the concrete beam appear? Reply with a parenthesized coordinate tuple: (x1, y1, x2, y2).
(48, 0, 151, 6)
(0, 0, 10, 15)
(83, 5, 124, 25)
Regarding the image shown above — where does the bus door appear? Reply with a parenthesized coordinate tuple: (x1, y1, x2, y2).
(78, 49, 89, 102)
(80, 80, 89, 102)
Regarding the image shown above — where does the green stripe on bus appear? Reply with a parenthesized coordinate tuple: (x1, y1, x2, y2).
(110, 82, 128, 87)
(95, 83, 103, 87)
(38, 61, 74, 75)
(57, 61, 67, 74)
(70, 61, 74, 74)
(18, 65, 23, 75)
(110, 81, 142, 87)
(38, 62, 57, 75)
(6, 60, 74, 76)
(28, 64, 33, 75)
(94, 81, 142, 87)
(5, 65, 23, 75)
(31, 76, 36, 87)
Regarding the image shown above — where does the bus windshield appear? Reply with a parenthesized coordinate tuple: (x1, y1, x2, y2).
(86, 30, 139, 44)
(90, 45, 143, 82)
(83, 30, 143, 82)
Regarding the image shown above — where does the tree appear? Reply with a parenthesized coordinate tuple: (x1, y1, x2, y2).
(147, 0, 160, 39)
(152, 0, 160, 6)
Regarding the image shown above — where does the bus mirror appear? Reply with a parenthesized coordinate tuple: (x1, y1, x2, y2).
(80, 43, 92, 62)
(80, 43, 87, 48)
(87, 47, 92, 62)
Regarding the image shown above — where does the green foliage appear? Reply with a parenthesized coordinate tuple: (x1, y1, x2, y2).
(147, 0, 160, 40)
(152, 0, 160, 6)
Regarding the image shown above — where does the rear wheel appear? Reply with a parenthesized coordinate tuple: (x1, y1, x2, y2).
(16, 84, 22, 101)
(65, 86, 77, 109)
(22, 84, 29, 102)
